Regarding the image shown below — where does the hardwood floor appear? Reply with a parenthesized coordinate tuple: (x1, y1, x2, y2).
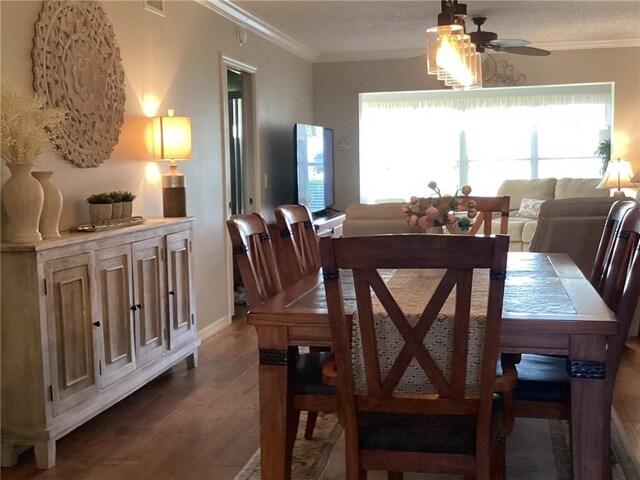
(2, 307, 639, 479)
(1, 305, 260, 480)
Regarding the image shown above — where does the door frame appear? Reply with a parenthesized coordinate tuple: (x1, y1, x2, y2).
(219, 54, 260, 316)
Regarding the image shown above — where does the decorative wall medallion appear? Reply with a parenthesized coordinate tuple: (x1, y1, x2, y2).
(482, 55, 526, 87)
(32, 1, 126, 168)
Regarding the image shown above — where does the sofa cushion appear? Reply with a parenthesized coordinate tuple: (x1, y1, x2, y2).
(492, 217, 532, 243)
(497, 178, 557, 211)
(517, 198, 545, 219)
(555, 178, 609, 199)
(344, 202, 406, 220)
(521, 220, 538, 244)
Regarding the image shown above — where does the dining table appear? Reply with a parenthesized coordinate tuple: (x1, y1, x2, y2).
(247, 252, 618, 480)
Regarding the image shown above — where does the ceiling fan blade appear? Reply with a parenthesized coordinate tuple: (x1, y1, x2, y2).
(490, 39, 531, 48)
(498, 46, 551, 56)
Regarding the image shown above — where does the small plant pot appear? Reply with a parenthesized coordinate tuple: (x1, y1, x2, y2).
(121, 201, 133, 219)
(111, 202, 123, 220)
(89, 204, 112, 226)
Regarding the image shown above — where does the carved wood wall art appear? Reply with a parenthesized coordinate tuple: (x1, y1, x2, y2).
(32, 1, 126, 168)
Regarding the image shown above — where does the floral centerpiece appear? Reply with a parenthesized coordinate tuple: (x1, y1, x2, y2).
(402, 181, 476, 233)
(1, 83, 65, 165)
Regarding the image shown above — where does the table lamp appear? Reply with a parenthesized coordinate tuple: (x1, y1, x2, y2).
(596, 158, 634, 199)
(152, 109, 192, 217)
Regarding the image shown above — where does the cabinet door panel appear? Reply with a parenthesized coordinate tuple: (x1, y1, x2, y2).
(167, 230, 196, 349)
(96, 245, 136, 387)
(45, 254, 99, 416)
(132, 238, 166, 366)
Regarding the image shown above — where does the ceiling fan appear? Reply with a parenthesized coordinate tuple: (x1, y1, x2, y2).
(469, 16, 551, 57)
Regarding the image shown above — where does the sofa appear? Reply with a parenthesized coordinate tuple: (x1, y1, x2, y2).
(343, 178, 614, 252)
(492, 177, 610, 251)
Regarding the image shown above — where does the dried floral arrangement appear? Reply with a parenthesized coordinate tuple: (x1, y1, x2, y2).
(0, 83, 65, 165)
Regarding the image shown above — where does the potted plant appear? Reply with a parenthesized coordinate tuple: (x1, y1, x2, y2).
(595, 139, 611, 176)
(120, 191, 136, 219)
(109, 191, 125, 220)
(87, 193, 114, 225)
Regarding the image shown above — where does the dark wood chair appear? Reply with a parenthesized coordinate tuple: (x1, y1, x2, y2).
(445, 195, 510, 235)
(226, 214, 335, 450)
(320, 233, 515, 480)
(274, 204, 321, 287)
(502, 205, 640, 427)
(274, 204, 330, 438)
(590, 200, 637, 297)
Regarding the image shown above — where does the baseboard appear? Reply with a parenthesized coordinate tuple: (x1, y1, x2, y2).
(198, 315, 231, 343)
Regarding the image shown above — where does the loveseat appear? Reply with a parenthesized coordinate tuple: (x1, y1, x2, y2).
(343, 178, 613, 253)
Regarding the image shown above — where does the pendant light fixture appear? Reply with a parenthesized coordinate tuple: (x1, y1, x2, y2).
(426, 0, 482, 90)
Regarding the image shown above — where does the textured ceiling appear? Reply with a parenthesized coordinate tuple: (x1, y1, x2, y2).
(233, 0, 640, 62)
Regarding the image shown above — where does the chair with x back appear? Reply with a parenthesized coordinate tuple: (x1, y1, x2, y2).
(445, 196, 511, 236)
(502, 204, 640, 451)
(226, 213, 335, 455)
(274, 204, 321, 287)
(320, 233, 515, 480)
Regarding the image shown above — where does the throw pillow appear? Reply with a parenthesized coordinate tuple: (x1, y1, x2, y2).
(517, 198, 545, 219)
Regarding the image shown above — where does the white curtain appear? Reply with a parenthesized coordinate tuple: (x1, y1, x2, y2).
(359, 83, 612, 202)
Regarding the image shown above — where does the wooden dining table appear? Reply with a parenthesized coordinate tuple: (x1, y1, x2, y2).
(247, 252, 618, 480)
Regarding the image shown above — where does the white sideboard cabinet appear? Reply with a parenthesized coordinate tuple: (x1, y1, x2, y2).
(1, 218, 199, 468)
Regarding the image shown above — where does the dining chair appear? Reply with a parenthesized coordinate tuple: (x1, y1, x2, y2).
(274, 204, 332, 437)
(274, 204, 320, 288)
(226, 213, 335, 448)
(590, 200, 637, 296)
(320, 233, 515, 480)
(445, 195, 510, 235)
(502, 204, 640, 425)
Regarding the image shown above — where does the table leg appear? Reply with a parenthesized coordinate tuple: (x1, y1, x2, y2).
(569, 335, 611, 480)
(256, 326, 292, 480)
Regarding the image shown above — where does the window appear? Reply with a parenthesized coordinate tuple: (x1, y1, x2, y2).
(359, 83, 612, 201)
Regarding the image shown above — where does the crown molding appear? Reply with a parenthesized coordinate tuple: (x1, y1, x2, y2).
(535, 38, 640, 51)
(198, 0, 318, 63)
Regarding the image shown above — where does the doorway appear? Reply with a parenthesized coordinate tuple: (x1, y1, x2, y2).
(220, 55, 259, 316)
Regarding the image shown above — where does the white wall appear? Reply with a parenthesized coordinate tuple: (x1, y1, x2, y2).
(1, 0, 314, 333)
(313, 48, 640, 209)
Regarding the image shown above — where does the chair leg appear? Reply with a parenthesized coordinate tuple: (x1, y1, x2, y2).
(492, 439, 506, 480)
(304, 410, 318, 439)
(286, 409, 301, 467)
(387, 472, 403, 480)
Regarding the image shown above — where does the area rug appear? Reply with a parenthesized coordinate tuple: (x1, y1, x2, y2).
(236, 413, 639, 480)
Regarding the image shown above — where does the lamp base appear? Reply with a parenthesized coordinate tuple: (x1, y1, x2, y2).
(162, 170, 186, 217)
(162, 187, 186, 217)
(612, 190, 627, 199)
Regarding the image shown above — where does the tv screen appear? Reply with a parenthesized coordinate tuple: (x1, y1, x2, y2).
(294, 124, 334, 214)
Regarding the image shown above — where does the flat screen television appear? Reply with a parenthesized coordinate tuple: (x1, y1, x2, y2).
(293, 123, 334, 215)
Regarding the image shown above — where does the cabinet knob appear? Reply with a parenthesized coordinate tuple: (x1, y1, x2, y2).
(93, 321, 101, 327)
(130, 304, 143, 311)
(169, 290, 176, 296)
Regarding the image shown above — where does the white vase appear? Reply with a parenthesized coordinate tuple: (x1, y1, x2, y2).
(2, 163, 44, 243)
(32, 171, 63, 239)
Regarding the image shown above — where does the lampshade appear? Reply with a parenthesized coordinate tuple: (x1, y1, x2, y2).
(152, 109, 192, 161)
(597, 158, 635, 190)
(632, 168, 640, 183)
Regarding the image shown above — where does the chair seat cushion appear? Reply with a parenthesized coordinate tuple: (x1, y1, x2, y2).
(294, 351, 335, 396)
(357, 396, 502, 455)
(504, 354, 571, 403)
